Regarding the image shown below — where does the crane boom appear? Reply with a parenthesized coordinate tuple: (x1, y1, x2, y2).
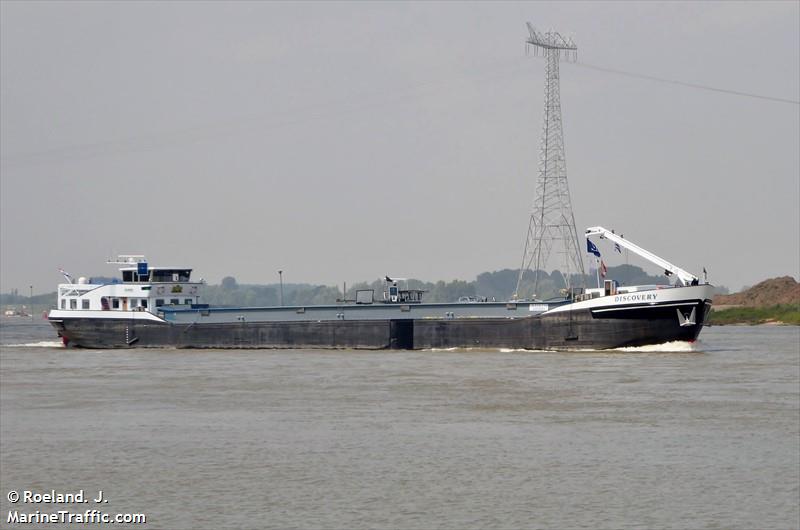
(584, 226, 698, 286)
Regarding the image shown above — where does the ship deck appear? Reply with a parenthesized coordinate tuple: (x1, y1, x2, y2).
(157, 299, 569, 324)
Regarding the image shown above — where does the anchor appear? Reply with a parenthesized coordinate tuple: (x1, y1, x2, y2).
(676, 307, 697, 327)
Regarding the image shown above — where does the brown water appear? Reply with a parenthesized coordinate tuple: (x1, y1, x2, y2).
(1, 318, 798, 529)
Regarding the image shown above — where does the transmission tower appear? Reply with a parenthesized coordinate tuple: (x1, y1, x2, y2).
(514, 23, 585, 299)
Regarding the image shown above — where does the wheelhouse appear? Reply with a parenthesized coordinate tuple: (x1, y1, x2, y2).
(55, 257, 203, 314)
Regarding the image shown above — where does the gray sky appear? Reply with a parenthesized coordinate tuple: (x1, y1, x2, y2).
(2, 1, 798, 294)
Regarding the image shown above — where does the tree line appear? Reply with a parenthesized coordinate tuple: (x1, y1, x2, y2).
(201, 264, 682, 307)
(2, 265, 729, 310)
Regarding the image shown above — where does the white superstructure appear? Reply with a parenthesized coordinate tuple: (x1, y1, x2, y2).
(53, 256, 203, 315)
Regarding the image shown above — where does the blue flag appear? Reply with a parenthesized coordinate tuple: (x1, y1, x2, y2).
(587, 239, 601, 257)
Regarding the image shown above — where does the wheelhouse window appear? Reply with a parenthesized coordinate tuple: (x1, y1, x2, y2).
(151, 269, 191, 283)
(70, 299, 77, 309)
(61, 299, 66, 309)
(82, 300, 90, 309)
(141, 299, 148, 308)
(184, 298, 192, 305)
(155, 299, 164, 307)
(170, 298, 179, 305)
(123, 270, 152, 282)
(112, 299, 120, 309)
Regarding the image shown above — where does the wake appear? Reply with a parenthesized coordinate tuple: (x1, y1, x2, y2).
(5, 340, 64, 348)
(614, 340, 699, 353)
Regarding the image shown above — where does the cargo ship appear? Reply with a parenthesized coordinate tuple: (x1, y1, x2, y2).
(47, 26, 714, 350)
(47, 227, 713, 350)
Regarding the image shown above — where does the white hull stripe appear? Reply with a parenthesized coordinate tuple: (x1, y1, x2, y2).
(48, 310, 166, 322)
(545, 285, 715, 314)
(591, 301, 702, 313)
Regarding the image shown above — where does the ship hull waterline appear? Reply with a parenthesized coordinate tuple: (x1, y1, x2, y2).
(49, 297, 712, 351)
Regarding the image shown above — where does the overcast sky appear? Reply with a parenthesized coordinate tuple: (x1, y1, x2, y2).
(2, 1, 798, 295)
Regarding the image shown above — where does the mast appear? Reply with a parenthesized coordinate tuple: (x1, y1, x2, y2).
(515, 23, 585, 299)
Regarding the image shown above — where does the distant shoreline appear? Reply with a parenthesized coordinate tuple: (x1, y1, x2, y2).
(710, 321, 795, 327)
(708, 304, 799, 326)
(708, 276, 799, 325)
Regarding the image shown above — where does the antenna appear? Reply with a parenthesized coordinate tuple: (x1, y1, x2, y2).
(515, 23, 584, 300)
(107, 255, 146, 265)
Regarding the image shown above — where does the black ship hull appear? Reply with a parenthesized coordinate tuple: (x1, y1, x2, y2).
(50, 298, 711, 351)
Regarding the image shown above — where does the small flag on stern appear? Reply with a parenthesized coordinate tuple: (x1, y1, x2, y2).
(587, 239, 601, 257)
(614, 242, 621, 253)
(58, 268, 73, 284)
(600, 260, 608, 278)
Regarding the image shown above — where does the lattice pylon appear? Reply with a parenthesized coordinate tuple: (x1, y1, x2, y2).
(514, 23, 585, 299)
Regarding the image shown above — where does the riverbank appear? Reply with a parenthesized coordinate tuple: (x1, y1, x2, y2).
(708, 304, 800, 326)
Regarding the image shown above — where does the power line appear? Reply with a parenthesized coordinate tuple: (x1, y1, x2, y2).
(570, 61, 800, 105)
(2, 57, 797, 169)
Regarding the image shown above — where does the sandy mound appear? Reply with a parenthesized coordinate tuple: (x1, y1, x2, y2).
(715, 276, 800, 307)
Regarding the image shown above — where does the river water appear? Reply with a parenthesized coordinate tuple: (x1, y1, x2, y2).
(1, 318, 798, 529)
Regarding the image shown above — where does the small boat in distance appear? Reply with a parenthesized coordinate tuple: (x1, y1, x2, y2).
(47, 228, 714, 350)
